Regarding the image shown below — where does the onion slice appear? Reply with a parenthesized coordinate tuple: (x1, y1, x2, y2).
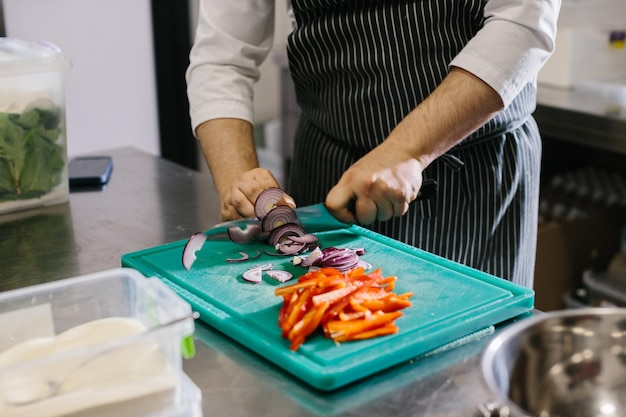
(358, 259, 373, 270)
(301, 246, 323, 267)
(264, 249, 293, 257)
(267, 223, 307, 247)
(254, 187, 295, 220)
(287, 234, 318, 244)
(276, 240, 307, 255)
(226, 249, 261, 263)
(261, 205, 298, 232)
(182, 232, 208, 270)
(242, 268, 263, 284)
(227, 223, 262, 244)
(251, 263, 274, 271)
(266, 270, 293, 283)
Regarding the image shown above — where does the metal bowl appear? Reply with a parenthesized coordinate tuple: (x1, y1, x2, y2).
(481, 308, 626, 417)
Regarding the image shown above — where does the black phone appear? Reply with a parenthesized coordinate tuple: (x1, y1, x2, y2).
(68, 156, 113, 188)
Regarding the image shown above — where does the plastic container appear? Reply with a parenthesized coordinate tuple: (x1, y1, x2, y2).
(0, 268, 198, 417)
(145, 372, 202, 417)
(0, 37, 71, 215)
(583, 270, 626, 307)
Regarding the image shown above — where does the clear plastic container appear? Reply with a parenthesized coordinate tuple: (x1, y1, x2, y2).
(0, 268, 198, 417)
(0, 37, 71, 215)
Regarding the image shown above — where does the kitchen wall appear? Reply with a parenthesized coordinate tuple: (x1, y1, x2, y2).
(3, 0, 160, 158)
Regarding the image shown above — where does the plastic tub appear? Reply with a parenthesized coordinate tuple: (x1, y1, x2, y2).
(0, 268, 197, 417)
(0, 37, 70, 215)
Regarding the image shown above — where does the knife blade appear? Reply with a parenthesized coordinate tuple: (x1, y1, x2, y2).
(203, 202, 351, 240)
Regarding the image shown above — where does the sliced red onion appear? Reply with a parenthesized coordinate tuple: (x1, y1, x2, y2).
(263, 249, 293, 257)
(353, 247, 367, 256)
(227, 223, 262, 244)
(357, 259, 373, 270)
(317, 247, 361, 272)
(287, 233, 318, 245)
(276, 240, 307, 255)
(266, 270, 294, 283)
(226, 249, 261, 263)
(261, 205, 298, 232)
(320, 247, 354, 262)
(242, 268, 263, 284)
(301, 246, 323, 267)
(267, 223, 307, 247)
(182, 232, 208, 270)
(323, 255, 359, 270)
(251, 263, 274, 271)
(254, 187, 294, 220)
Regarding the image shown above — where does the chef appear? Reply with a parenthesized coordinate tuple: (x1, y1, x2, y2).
(186, 0, 561, 289)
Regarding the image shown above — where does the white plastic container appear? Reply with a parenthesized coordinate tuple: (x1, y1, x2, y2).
(0, 37, 70, 215)
(0, 268, 199, 417)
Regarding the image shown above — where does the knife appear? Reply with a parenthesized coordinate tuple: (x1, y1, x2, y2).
(182, 203, 351, 269)
(202, 202, 351, 240)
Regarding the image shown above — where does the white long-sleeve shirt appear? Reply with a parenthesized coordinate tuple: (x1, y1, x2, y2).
(186, 0, 560, 134)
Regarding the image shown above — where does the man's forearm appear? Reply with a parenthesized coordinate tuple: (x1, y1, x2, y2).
(196, 118, 259, 200)
(386, 67, 505, 170)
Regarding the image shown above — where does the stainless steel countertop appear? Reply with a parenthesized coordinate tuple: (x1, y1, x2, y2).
(0, 147, 518, 417)
(535, 84, 626, 154)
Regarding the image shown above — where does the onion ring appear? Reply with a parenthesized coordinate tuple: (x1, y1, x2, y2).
(266, 270, 293, 283)
(267, 223, 307, 247)
(254, 187, 295, 220)
(261, 205, 298, 232)
(226, 249, 261, 263)
(182, 232, 208, 270)
(227, 223, 262, 244)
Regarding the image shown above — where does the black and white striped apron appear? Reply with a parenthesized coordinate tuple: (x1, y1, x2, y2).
(285, 0, 541, 288)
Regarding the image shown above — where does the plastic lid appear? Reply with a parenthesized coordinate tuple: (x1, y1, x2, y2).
(0, 37, 69, 78)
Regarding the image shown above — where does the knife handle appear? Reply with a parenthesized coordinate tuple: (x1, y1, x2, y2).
(418, 179, 438, 200)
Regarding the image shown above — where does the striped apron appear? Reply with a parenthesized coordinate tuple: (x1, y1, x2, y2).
(285, 0, 541, 288)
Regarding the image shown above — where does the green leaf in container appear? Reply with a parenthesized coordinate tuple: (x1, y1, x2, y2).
(36, 108, 61, 130)
(9, 109, 40, 129)
(0, 112, 28, 193)
(0, 158, 14, 196)
(39, 127, 60, 143)
(19, 133, 63, 197)
(0, 106, 65, 202)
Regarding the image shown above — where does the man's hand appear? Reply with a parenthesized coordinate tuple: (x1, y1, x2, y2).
(197, 119, 291, 221)
(325, 68, 503, 225)
(220, 167, 285, 220)
(325, 143, 424, 225)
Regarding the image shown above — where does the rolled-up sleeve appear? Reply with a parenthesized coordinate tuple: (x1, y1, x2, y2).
(450, 0, 561, 106)
(186, 0, 276, 134)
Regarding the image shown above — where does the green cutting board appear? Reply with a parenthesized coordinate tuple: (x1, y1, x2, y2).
(122, 225, 534, 391)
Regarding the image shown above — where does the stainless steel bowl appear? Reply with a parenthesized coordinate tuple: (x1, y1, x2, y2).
(481, 308, 626, 417)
